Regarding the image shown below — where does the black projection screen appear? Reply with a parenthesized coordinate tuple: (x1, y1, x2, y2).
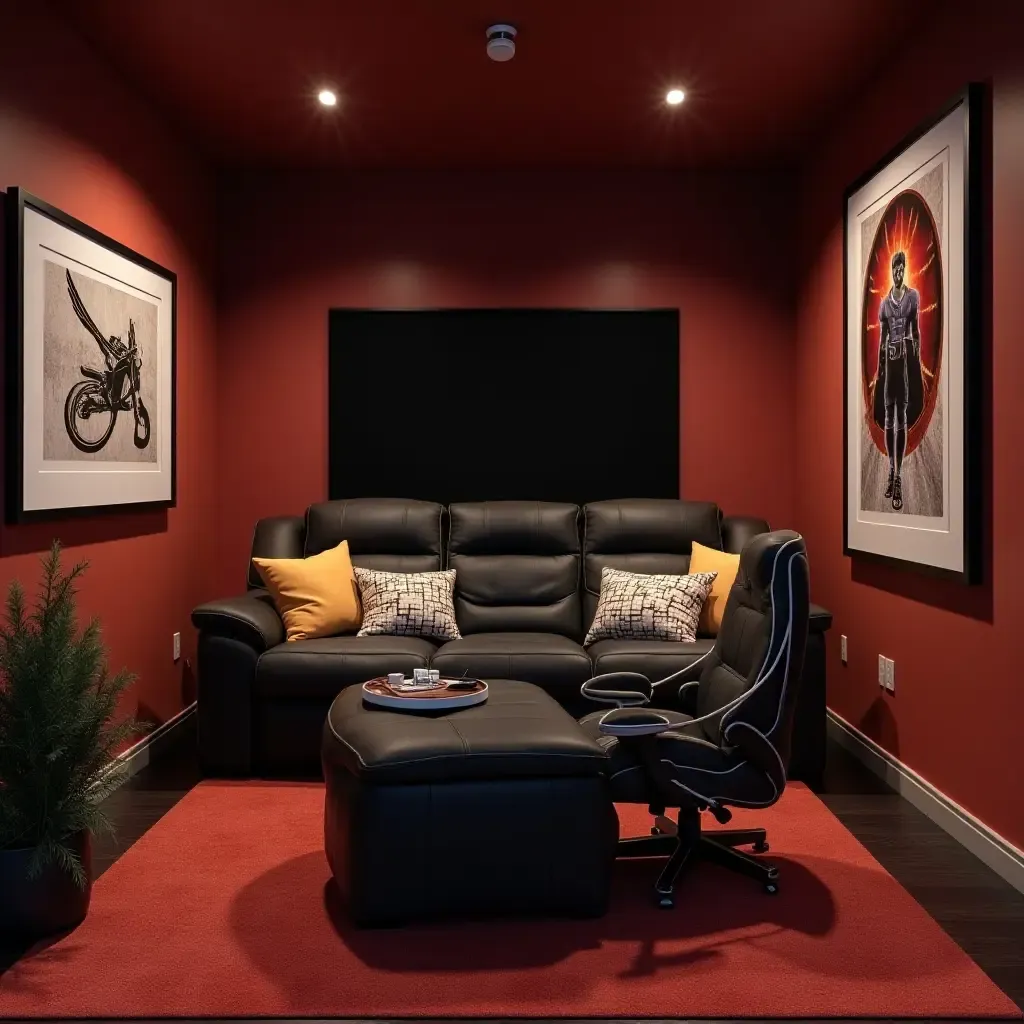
(328, 308, 679, 505)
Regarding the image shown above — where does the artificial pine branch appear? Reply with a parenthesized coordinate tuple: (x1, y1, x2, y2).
(0, 540, 149, 886)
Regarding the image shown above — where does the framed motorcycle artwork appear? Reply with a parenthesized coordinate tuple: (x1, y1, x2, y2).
(4, 189, 175, 522)
(843, 85, 984, 583)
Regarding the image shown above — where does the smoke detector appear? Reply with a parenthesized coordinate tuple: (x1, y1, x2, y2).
(486, 24, 517, 62)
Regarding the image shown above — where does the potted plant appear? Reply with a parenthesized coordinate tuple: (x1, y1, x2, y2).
(0, 541, 147, 940)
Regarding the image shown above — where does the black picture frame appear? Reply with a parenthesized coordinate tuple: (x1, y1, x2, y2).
(842, 84, 984, 584)
(4, 188, 177, 523)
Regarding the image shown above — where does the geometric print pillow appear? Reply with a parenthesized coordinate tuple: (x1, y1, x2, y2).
(583, 566, 718, 646)
(353, 567, 462, 641)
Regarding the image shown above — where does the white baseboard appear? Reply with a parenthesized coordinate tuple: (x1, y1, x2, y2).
(827, 708, 1024, 894)
(91, 701, 196, 794)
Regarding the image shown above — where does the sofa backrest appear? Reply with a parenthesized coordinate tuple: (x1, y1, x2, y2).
(247, 515, 306, 588)
(447, 501, 582, 639)
(247, 497, 769, 627)
(304, 498, 444, 572)
(581, 498, 724, 629)
(248, 498, 443, 588)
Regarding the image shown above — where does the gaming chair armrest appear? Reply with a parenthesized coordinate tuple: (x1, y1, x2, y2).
(581, 672, 653, 707)
(597, 708, 676, 738)
(598, 709, 715, 815)
(649, 658, 707, 713)
(723, 720, 786, 794)
(672, 678, 701, 714)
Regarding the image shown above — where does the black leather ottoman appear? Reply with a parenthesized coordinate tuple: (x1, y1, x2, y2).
(322, 679, 617, 927)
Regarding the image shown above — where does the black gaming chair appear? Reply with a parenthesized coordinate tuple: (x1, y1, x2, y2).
(579, 530, 810, 907)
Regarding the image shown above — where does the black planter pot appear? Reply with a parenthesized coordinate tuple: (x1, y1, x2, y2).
(0, 830, 92, 941)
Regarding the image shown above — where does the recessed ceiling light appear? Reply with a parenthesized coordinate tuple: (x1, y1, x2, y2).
(665, 88, 685, 106)
(318, 89, 338, 107)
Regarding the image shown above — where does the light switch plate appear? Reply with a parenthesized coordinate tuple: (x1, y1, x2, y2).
(885, 657, 895, 692)
(878, 654, 886, 688)
(173, 632, 181, 662)
(840, 635, 848, 664)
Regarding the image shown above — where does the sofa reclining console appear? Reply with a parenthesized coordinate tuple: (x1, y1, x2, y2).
(192, 497, 832, 785)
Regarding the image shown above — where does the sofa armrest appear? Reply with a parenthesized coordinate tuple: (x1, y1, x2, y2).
(192, 590, 285, 651)
(809, 603, 833, 634)
(721, 515, 770, 555)
(789, 627, 826, 789)
(193, 590, 283, 778)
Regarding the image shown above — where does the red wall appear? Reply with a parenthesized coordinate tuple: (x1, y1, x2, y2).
(796, 0, 1024, 847)
(0, 4, 218, 727)
(216, 168, 798, 594)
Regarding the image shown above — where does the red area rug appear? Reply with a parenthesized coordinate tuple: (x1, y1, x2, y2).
(0, 781, 1018, 1019)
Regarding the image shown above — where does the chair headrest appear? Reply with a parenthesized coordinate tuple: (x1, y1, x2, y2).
(738, 530, 806, 604)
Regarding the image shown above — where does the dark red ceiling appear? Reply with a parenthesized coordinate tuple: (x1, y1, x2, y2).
(53, 0, 932, 170)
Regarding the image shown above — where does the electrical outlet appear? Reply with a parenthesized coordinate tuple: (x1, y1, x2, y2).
(173, 632, 181, 662)
(885, 657, 896, 693)
(840, 635, 848, 664)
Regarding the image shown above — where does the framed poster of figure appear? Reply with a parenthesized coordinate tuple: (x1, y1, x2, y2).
(4, 189, 176, 522)
(843, 85, 983, 583)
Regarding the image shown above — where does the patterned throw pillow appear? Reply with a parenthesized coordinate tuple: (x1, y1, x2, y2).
(584, 567, 718, 646)
(354, 568, 462, 640)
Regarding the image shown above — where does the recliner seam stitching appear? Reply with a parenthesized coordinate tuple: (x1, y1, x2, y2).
(326, 717, 603, 771)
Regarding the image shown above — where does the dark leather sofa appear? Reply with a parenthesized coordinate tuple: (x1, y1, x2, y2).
(192, 497, 832, 784)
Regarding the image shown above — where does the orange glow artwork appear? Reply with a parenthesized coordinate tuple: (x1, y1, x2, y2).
(860, 189, 943, 456)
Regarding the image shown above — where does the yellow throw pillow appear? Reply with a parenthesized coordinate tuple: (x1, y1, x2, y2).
(689, 541, 741, 636)
(252, 540, 361, 642)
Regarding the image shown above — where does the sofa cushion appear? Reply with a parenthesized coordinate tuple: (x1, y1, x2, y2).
(688, 541, 742, 636)
(582, 499, 724, 629)
(304, 497, 443, 573)
(584, 566, 717, 646)
(252, 539, 361, 642)
(447, 501, 582, 639)
(430, 632, 592, 696)
(586, 638, 716, 686)
(354, 567, 461, 640)
(255, 635, 436, 699)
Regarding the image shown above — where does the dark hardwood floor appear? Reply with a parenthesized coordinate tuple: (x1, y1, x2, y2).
(3, 721, 1022, 1022)
(89, 715, 203, 878)
(817, 744, 1024, 1011)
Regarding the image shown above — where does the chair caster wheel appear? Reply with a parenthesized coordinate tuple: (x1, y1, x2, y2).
(752, 840, 769, 853)
(656, 894, 675, 909)
(764, 883, 779, 895)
